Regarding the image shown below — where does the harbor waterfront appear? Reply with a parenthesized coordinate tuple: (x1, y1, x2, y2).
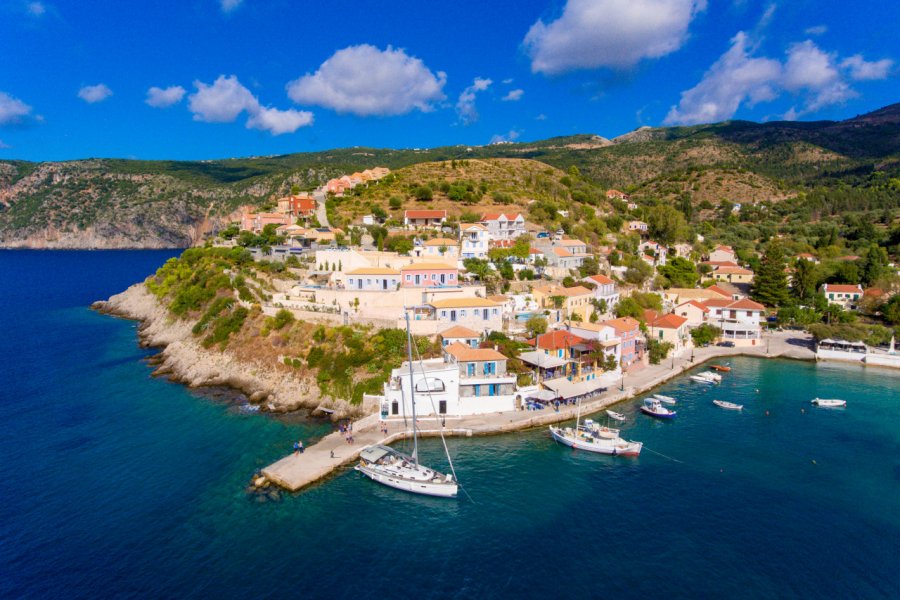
(2, 251, 900, 599)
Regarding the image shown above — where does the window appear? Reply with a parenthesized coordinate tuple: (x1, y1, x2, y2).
(406, 275, 411, 281)
(460, 310, 467, 317)
(441, 311, 447, 317)
(467, 363, 475, 376)
(391, 401, 399, 415)
(483, 362, 495, 375)
(439, 400, 447, 414)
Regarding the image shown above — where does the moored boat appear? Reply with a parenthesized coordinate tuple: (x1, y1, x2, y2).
(690, 374, 716, 384)
(641, 398, 677, 419)
(713, 400, 743, 411)
(710, 364, 731, 372)
(811, 398, 847, 408)
(549, 425, 643, 456)
(579, 418, 619, 439)
(653, 394, 677, 405)
(700, 371, 723, 382)
(606, 410, 627, 422)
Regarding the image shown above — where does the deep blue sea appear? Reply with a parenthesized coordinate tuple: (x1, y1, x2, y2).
(1, 250, 898, 599)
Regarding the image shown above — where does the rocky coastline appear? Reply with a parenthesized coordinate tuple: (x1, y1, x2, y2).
(92, 283, 366, 420)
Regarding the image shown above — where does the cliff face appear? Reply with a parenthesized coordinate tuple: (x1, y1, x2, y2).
(92, 284, 368, 419)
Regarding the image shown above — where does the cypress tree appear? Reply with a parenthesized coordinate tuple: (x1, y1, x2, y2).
(751, 243, 790, 307)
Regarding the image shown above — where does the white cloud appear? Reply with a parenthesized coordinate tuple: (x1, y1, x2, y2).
(146, 85, 186, 108)
(664, 32, 781, 125)
(78, 83, 112, 103)
(841, 54, 894, 81)
(27, 2, 46, 16)
(456, 77, 492, 125)
(502, 78, 514, 84)
(0, 139, 10, 149)
(490, 130, 521, 144)
(536, 113, 548, 120)
(246, 106, 314, 135)
(804, 24, 827, 36)
(220, 0, 242, 12)
(665, 34, 893, 124)
(524, 0, 707, 74)
(189, 75, 257, 122)
(188, 75, 313, 135)
(287, 45, 446, 117)
(502, 89, 524, 102)
(0, 91, 33, 125)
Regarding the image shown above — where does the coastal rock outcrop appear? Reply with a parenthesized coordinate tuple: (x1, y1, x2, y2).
(93, 284, 365, 419)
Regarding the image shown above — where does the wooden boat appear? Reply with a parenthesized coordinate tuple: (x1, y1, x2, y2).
(641, 398, 676, 419)
(653, 394, 677, 405)
(713, 400, 743, 411)
(579, 419, 619, 439)
(710, 364, 731, 372)
(549, 401, 642, 456)
(811, 398, 847, 408)
(606, 410, 627, 422)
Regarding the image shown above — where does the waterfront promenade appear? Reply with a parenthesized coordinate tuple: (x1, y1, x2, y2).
(262, 331, 815, 492)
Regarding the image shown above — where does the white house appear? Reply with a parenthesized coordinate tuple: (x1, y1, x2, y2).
(439, 325, 481, 348)
(703, 298, 765, 346)
(459, 223, 489, 259)
(639, 240, 668, 266)
(563, 321, 623, 375)
(582, 274, 620, 309)
(709, 245, 737, 264)
(404, 209, 447, 229)
(422, 237, 459, 260)
(821, 283, 864, 311)
(480, 213, 526, 240)
(427, 297, 503, 332)
(345, 267, 401, 291)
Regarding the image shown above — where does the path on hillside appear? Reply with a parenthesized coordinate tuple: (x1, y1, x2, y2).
(313, 189, 329, 228)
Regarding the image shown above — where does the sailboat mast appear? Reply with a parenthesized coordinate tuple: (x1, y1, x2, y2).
(404, 309, 419, 465)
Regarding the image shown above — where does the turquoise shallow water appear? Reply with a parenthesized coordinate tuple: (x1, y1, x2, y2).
(1, 250, 899, 599)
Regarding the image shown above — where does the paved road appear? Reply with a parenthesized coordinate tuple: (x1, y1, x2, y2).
(313, 189, 329, 228)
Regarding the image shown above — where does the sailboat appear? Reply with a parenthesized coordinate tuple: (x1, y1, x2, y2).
(355, 311, 459, 498)
(549, 399, 643, 456)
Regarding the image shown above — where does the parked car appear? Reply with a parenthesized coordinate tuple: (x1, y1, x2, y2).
(717, 341, 736, 348)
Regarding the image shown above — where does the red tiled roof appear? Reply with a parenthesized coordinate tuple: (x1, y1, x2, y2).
(705, 285, 734, 298)
(602, 317, 640, 333)
(440, 325, 480, 339)
(405, 210, 447, 219)
(552, 247, 573, 257)
(481, 212, 523, 221)
(678, 300, 710, 312)
(652, 313, 688, 329)
(728, 298, 765, 311)
(586, 274, 614, 285)
(527, 330, 586, 351)
(823, 284, 863, 293)
(444, 341, 507, 362)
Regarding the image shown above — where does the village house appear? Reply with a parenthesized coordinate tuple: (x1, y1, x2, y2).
(626, 220, 649, 234)
(663, 286, 731, 307)
(674, 300, 710, 328)
(606, 189, 630, 200)
(444, 342, 519, 411)
(276, 194, 317, 219)
(480, 213, 526, 240)
(821, 283, 864, 311)
(647, 313, 691, 356)
(421, 237, 459, 260)
(404, 209, 447, 229)
(427, 297, 503, 331)
(603, 316, 644, 368)
(564, 321, 623, 375)
(459, 223, 490, 259)
(525, 330, 585, 378)
(532, 284, 594, 322)
(796, 252, 820, 264)
(439, 325, 481, 348)
(639, 240, 668, 266)
(707, 264, 754, 285)
(703, 298, 765, 346)
(672, 243, 693, 259)
(582, 274, 620, 309)
(239, 209, 292, 232)
(400, 262, 459, 287)
(709, 244, 737, 263)
(345, 267, 401, 291)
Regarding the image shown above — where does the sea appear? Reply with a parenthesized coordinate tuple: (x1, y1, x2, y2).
(1, 250, 898, 599)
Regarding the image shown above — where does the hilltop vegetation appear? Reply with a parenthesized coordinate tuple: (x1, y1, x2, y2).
(1, 103, 898, 247)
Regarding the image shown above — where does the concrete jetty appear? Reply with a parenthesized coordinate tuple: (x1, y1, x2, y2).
(261, 332, 815, 492)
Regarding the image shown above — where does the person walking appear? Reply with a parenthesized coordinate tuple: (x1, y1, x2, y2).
(298, 440, 304, 453)
(293, 441, 300, 455)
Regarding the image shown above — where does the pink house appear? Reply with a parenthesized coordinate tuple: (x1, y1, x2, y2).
(400, 262, 459, 287)
(240, 210, 292, 232)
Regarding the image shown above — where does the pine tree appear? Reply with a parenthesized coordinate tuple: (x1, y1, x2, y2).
(751, 243, 790, 307)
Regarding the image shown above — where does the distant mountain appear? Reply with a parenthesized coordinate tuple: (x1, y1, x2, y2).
(1, 104, 897, 248)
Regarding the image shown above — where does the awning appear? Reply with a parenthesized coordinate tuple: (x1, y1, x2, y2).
(525, 389, 558, 401)
(542, 377, 605, 400)
(518, 350, 571, 369)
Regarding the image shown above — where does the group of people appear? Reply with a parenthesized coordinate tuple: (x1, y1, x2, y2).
(293, 440, 304, 455)
(338, 421, 354, 444)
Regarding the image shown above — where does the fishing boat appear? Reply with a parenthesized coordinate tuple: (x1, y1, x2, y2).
(653, 394, 677, 405)
(811, 398, 847, 408)
(641, 398, 677, 419)
(549, 399, 642, 455)
(710, 364, 731, 372)
(690, 374, 717, 384)
(713, 400, 743, 411)
(356, 311, 459, 498)
(606, 410, 627, 422)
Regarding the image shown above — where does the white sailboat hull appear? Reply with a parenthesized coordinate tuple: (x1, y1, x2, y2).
(356, 463, 459, 498)
(549, 426, 643, 456)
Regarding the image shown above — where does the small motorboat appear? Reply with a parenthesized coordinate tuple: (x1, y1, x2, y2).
(641, 398, 676, 419)
(710, 364, 731, 372)
(653, 394, 677, 405)
(713, 400, 743, 411)
(606, 410, 627, 422)
(690, 374, 716, 384)
(700, 371, 723, 382)
(811, 398, 847, 408)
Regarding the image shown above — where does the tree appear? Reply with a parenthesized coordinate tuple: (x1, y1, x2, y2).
(647, 339, 674, 364)
(881, 294, 900, 325)
(860, 244, 889, 286)
(549, 295, 566, 309)
(413, 185, 433, 201)
(526, 315, 548, 337)
(389, 196, 403, 210)
(690, 324, 721, 347)
(463, 258, 491, 280)
(371, 206, 388, 221)
(658, 257, 699, 288)
(579, 256, 600, 277)
(647, 205, 689, 245)
(751, 243, 790, 307)
(393, 238, 414, 255)
(624, 261, 653, 285)
(792, 258, 819, 302)
(615, 297, 643, 320)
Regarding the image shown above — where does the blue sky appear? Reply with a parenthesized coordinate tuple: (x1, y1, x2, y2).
(1, 0, 897, 161)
